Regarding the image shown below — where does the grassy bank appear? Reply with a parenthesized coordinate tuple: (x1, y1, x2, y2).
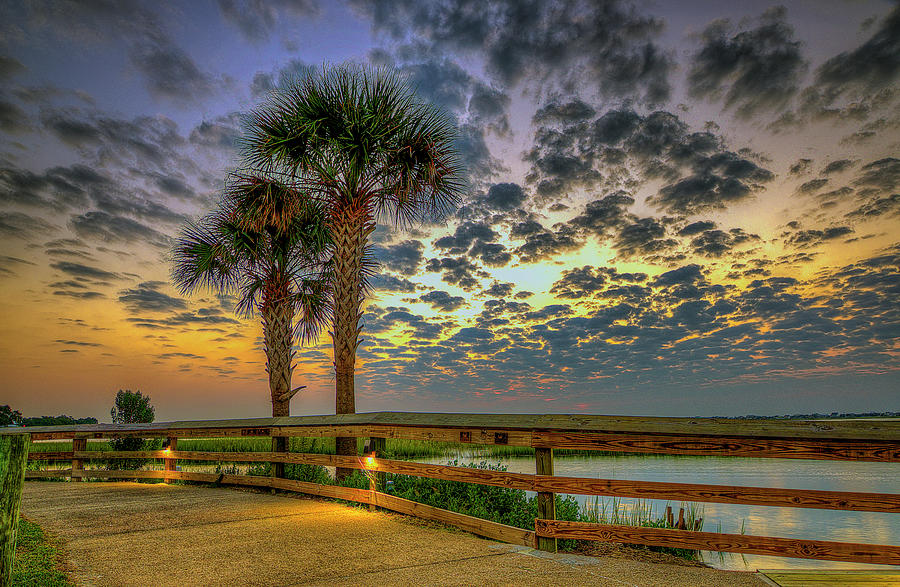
(12, 516, 72, 586)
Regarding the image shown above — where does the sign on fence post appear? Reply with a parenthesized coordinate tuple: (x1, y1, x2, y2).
(1, 432, 28, 587)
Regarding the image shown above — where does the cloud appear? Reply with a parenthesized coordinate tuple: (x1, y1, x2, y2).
(49, 261, 122, 281)
(419, 290, 466, 312)
(809, 6, 900, 108)
(216, 0, 320, 42)
(822, 159, 856, 175)
(69, 211, 172, 247)
(0, 255, 35, 277)
(118, 281, 188, 312)
(0, 212, 59, 240)
(785, 226, 854, 248)
(0, 100, 30, 133)
(687, 6, 807, 118)
(525, 105, 775, 213)
(351, 0, 672, 105)
(425, 256, 489, 290)
(371, 239, 424, 276)
(23, 0, 218, 105)
(482, 282, 514, 298)
(0, 56, 26, 79)
(370, 273, 418, 293)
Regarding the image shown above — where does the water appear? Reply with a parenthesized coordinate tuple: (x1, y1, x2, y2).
(426, 454, 899, 571)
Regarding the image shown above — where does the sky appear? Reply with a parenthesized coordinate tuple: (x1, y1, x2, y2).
(0, 0, 898, 422)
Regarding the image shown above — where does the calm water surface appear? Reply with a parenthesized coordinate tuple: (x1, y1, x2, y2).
(429, 454, 899, 571)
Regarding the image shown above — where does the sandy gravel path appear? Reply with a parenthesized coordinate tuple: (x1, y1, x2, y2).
(21, 481, 765, 586)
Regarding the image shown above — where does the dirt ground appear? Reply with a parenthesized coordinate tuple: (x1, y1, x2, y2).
(20, 482, 766, 586)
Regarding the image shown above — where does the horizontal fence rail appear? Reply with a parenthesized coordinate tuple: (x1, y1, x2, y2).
(7, 411, 899, 565)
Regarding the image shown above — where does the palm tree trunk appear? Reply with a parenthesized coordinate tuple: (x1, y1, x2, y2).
(330, 205, 374, 480)
(263, 294, 294, 478)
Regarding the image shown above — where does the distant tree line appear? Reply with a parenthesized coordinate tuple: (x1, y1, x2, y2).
(715, 412, 899, 420)
(1, 405, 97, 427)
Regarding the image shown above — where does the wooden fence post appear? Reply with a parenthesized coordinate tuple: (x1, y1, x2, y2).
(535, 447, 557, 552)
(534, 448, 556, 552)
(71, 437, 86, 482)
(271, 435, 287, 492)
(164, 436, 177, 484)
(367, 437, 386, 511)
(1, 432, 28, 587)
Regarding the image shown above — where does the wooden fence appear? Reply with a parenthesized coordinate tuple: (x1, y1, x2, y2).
(7, 412, 899, 565)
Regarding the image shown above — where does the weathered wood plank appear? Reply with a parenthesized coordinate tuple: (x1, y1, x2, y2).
(535, 520, 900, 565)
(24, 469, 72, 478)
(533, 475, 900, 513)
(532, 431, 899, 462)
(372, 492, 535, 547)
(7, 411, 897, 442)
(70, 451, 899, 513)
(26, 451, 73, 461)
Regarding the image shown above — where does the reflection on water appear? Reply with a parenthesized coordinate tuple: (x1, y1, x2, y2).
(428, 454, 899, 571)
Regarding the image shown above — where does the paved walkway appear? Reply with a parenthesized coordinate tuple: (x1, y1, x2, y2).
(21, 482, 766, 586)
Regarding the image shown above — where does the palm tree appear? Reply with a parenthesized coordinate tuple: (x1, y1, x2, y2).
(243, 65, 465, 474)
(172, 173, 331, 438)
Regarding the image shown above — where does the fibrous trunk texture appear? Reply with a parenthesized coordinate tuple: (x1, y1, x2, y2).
(263, 290, 294, 479)
(330, 204, 374, 479)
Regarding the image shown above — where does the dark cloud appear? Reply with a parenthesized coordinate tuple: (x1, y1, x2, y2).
(425, 256, 489, 290)
(652, 264, 704, 287)
(808, 6, 900, 110)
(482, 282, 514, 298)
(526, 105, 774, 213)
(49, 261, 122, 281)
(797, 178, 829, 195)
(822, 159, 856, 175)
(216, 0, 320, 42)
(127, 308, 240, 329)
(785, 226, 854, 248)
(23, 0, 217, 105)
(370, 273, 418, 292)
(419, 290, 466, 312)
(433, 222, 497, 255)
(614, 218, 677, 259)
(118, 281, 188, 312)
(0, 255, 35, 278)
(0, 56, 26, 79)
(479, 183, 526, 211)
(371, 240, 424, 276)
(0, 212, 59, 239)
(352, 0, 672, 105)
(789, 158, 813, 175)
(69, 211, 172, 247)
(677, 220, 715, 236)
(468, 240, 511, 267)
(687, 7, 806, 118)
(0, 100, 29, 133)
(512, 222, 581, 264)
(847, 193, 900, 219)
(853, 158, 900, 194)
(689, 228, 759, 257)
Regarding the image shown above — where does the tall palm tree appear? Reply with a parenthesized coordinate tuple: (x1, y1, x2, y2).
(244, 65, 465, 474)
(172, 173, 331, 429)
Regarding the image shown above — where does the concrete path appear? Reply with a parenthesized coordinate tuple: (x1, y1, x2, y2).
(21, 482, 766, 586)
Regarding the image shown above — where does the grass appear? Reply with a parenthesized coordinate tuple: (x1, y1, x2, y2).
(11, 516, 72, 586)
